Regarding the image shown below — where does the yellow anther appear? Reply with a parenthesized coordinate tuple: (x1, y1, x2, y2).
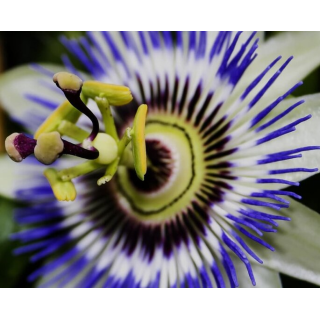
(44, 168, 77, 201)
(53, 72, 83, 91)
(92, 133, 118, 165)
(131, 104, 148, 181)
(34, 100, 82, 139)
(34, 131, 64, 165)
(83, 81, 133, 106)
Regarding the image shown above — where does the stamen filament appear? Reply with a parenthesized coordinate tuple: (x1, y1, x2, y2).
(118, 127, 132, 154)
(34, 100, 82, 139)
(58, 120, 90, 142)
(97, 158, 120, 185)
(58, 161, 102, 181)
(53, 72, 100, 142)
(63, 90, 100, 141)
(95, 97, 119, 142)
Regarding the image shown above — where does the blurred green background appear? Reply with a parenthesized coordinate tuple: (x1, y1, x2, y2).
(0, 31, 319, 288)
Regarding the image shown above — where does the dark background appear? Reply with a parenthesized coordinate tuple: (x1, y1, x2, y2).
(0, 31, 319, 288)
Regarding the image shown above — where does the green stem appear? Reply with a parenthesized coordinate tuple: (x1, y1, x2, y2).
(118, 127, 132, 154)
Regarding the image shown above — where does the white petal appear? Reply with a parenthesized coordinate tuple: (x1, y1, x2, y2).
(251, 199, 320, 286)
(233, 259, 282, 288)
(243, 93, 320, 185)
(239, 32, 320, 104)
(256, 31, 265, 43)
(0, 155, 17, 199)
(227, 32, 320, 129)
(0, 64, 64, 133)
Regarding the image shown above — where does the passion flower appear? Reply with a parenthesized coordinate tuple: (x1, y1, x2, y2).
(1, 32, 320, 288)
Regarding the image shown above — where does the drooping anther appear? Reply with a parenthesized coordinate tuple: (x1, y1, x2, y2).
(53, 72, 99, 141)
(5, 131, 99, 165)
(34, 131, 99, 164)
(5, 133, 36, 162)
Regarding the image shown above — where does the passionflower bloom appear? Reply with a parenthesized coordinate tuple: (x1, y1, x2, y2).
(1, 31, 320, 288)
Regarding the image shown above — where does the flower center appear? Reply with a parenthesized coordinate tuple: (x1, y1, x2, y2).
(116, 113, 206, 223)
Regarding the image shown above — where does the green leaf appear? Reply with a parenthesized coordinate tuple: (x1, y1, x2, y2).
(0, 198, 15, 241)
(0, 197, 31, 287)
